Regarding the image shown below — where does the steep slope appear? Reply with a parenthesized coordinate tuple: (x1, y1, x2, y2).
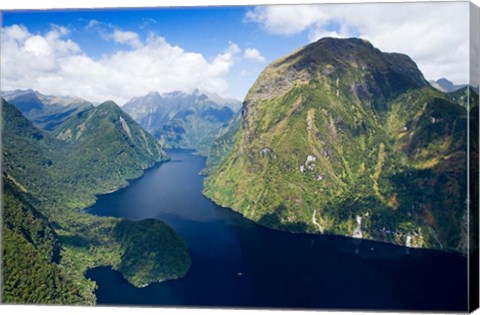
(2, 89, 93, 131)
(204, 38, 468, 253)
(123, 90, 238, 155)
(1, 99, 190, 304)
(52, 101, 166, 205)
(2, 178, 88, 304)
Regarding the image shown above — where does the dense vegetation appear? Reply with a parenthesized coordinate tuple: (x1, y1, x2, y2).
(1, 99, 191, 304)
(114, 219, 191, 287)
(2, 178, 88, 304)
(204, 38, 473, 253)
(122, 90, 239, 155)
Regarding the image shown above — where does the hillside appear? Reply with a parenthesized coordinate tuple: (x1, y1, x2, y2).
(204, 37, 470, 253)
(52, 101, 166, 207)
(1, 99, 190, 304)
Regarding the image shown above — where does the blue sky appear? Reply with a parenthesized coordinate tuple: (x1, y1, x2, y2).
(0, 3, 471, 104)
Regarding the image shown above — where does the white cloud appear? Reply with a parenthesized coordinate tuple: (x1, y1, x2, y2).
(246, 2, 470, 84)
(108, 29, 143, 49)
(244, 48, 266, 63)
(1, 24, 241, 104)
(225, 42, 241, 55)
(245, 5, 330, 36)
(3, 24, 29, 41)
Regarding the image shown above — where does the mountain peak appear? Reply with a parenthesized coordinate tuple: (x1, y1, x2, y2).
(146, 91, 161, 98)
(97, 100, 119, 108)
(248, 37, 427, 105)
(312, 37, 375, 50)
(430, 78, 467, 93)
(162, 90, 187, 98)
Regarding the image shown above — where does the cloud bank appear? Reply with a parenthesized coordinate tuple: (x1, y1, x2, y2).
(246, 2, 470, 84)
(1, 24, 256, 104)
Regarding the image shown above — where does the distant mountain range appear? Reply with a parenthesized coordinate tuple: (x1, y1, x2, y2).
(1, 88, 242, 156)
(122, 89, 241, 155)
(1, 89, 93, 131)
(429, 78, 467, 93)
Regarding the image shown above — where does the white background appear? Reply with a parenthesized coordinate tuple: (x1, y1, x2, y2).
(1, 0, 479, 315)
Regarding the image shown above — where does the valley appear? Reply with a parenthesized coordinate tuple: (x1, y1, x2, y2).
(1, 36, 477, 310)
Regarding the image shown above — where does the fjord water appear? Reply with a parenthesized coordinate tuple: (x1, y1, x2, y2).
(85, 150, 467, 311)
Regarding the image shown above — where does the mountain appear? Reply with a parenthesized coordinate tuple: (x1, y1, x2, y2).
(2, 99, 190, 304)
(430, 78, 467, 93)
(204, 37, 470, 253)
(122, 89, 239, 155)
(51, 101, 167, 202)
(1, 89, 93, 131)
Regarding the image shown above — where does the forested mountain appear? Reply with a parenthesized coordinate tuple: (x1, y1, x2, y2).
(1, 99, 191, 304)
(204, 37, 474, 253)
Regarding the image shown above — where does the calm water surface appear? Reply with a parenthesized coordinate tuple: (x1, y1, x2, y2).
(85, 150, 467, 311)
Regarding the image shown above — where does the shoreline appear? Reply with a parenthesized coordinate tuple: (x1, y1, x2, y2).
(201, 181, 465, 258)
(77, 154, 176, 294)
(83, 150, 468, 310)
(79, 155, 170, 212)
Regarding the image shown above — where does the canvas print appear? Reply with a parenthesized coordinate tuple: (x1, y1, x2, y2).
(0, 1, 479, 312)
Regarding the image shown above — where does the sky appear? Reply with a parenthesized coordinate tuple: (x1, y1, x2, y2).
(0, 2, 472, 104)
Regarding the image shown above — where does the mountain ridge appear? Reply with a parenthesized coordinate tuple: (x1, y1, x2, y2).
(1, 89, 93, 131)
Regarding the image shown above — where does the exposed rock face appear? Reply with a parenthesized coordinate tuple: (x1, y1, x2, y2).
(204, 37, 473, 253)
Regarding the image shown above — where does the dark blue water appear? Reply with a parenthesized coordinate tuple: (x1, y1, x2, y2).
(85, 150, 468, 311)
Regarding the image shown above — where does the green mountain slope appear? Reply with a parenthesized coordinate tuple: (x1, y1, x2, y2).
(448, 86, 478, 110)
(52, 101, 166, 207)
(1, 99, 190, 304)
(204, 38, 469, 253)
(2, 178, 88, 304)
